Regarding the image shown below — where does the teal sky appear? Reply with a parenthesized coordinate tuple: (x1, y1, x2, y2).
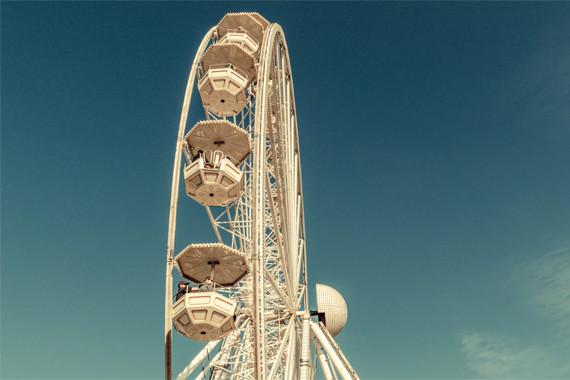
(2, 2, 570, 379)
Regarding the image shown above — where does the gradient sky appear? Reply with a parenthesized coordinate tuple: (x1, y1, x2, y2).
(2, 2, 570, 379)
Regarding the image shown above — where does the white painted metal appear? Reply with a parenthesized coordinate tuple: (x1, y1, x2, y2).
(310, 322, 359, 380)
(315, 339, 334, 380)
(299, 315, 312, 380)
(175, 340, 220, 380)
(165, 13, 359, 380)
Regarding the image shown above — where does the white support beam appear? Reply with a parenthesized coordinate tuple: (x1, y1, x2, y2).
(264, 267, 295, 312)
(265, 172, 293, 297)
(315, 339, 334, 380)
(175, 340, 221, 380)
(299, 314, 312, 380)
(310, 322, 359, 380)
(193, 321, 245, 380)
(268, 315, 296, 380)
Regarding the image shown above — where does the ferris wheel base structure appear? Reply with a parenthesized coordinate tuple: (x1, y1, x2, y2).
(164, 12, 359, 380)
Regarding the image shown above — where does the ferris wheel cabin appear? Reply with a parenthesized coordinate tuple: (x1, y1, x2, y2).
(198, 64, 249, 117)
(172, 243, 247, 341)
(198, 13, 268, 117)
(199, 44, 254, 117)
(172, 291, 237, 341)
(217, 12, 269, 44)
(183, 120, 250, 206)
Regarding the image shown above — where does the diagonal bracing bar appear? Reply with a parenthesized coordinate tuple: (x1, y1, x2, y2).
(310, 322, 360, 380)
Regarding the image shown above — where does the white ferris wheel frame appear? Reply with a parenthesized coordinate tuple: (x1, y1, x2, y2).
(163, 20, 358, 380)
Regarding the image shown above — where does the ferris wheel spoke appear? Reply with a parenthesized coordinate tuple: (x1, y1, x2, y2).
(265, 119, 295, 295)
(190, 318, 251, 380)
(194, 328, 244, 380)
(265, 171, 287, 246)
(263, 266, 294, 312)
(267, 315, 296, 380)
(175, 339, 221, 380)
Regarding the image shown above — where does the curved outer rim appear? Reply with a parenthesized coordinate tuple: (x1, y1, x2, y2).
(163, 26, 216, 380)
(251, 23, 308, 380)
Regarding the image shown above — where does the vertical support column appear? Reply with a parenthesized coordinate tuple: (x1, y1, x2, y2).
(299, 314, 312, 380)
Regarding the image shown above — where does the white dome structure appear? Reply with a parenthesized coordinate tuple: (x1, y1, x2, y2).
(316, 284, 348, 337)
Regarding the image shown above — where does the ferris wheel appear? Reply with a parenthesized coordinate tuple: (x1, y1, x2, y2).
(164, 13, 359, 380)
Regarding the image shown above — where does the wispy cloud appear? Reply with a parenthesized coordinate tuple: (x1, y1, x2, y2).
(461, 332, 555, 379)
(461, 248, 570, 378)
(525, 248, 570, 334)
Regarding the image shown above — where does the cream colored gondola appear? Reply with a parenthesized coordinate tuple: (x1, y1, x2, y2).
(198, 64, 249, 117)
(217, 12, 269, 44)
(198, 13, 268, 117)
(172, 243, 247, 341)
(198, 43, 255, 117)
(183, 120, 250, 206)
(172, 291, 237, 341)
